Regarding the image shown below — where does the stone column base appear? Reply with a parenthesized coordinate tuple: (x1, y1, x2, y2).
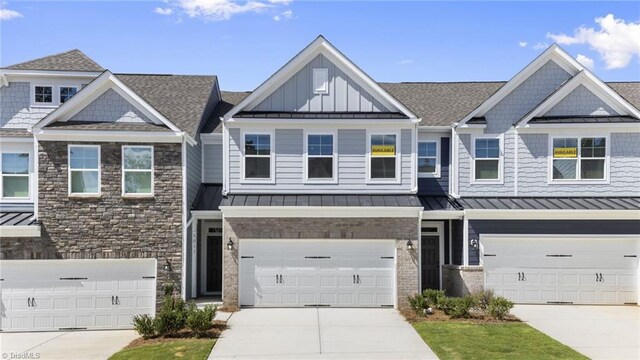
(442, 265, 484, 297)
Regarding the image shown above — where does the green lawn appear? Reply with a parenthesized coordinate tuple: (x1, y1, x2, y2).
(413, 321, 587, 360)
(109, 339, 216, 360)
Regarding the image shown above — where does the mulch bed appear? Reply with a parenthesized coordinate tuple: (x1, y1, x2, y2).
(401, 308, 520, 324)
(125, 321, 228, 349)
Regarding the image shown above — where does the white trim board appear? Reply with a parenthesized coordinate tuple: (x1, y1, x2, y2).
(0, 225, 41, 237)
(464, 209, 640, 220)
(219, 206, 422, 218)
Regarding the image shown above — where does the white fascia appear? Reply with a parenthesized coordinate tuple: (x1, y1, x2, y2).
(465, 209, 640, 220)
(224, 117, 419, 129)
(200, 133, 223, 144)
(219, 206, 423, 218)
(0, 69, 102, 78)
(0, 225, 41, 237)
(34, 130, 184, 143)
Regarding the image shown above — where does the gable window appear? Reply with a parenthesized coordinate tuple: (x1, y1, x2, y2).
(306, 134, 334, 180)
(418, 141, 439, 177)
(370, 134, 397, 179)
(552, 137, 606, 181)
(1, 153, 29, 199)
(473, 137, 501, 181)
(60, 86, 78, 103)
(313, 68, 329, 94)
(123, 146, 153, 195)
(34, 86, 53, 103)
(69, 145, 100, 195)
(244, 134, 271, 179)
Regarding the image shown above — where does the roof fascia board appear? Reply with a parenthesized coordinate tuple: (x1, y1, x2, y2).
(0, 69, 102, 78)
(421, 210, 465, 220)
(225, 117, 418, 129)
(518, 123, 640, 133)
(35, 130, 183, 143)
(0, 225, 41, 237)
(200, 133, 223, 144)
(465, 209, 639, 220)
(219, 206, 422, 218)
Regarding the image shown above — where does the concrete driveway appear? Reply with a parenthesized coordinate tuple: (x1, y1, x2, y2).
(209, 308, 437, 360)
(512, 305, 640, 360)
(0, 330, 137, 360)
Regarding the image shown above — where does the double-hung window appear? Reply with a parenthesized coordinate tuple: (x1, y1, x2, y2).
(306, 134, 334, 180)
(473, 137, 501, 181)
(123, 146, 153, 195)
(60, 86, 78, 103)
(418, 141, 439, 177)
(69, 145, 100, 195)
(552, 137, 606, 181)
(34, 86, 53, 104)
(244, 134, 271, 179)
(1, 153, 30, 199)
(370, 134, 397, 180)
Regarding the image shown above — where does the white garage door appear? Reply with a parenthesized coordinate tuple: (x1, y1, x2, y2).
(1, 259, 156, 332)
(240, 240, 395, 307)
(482, 236, 638, 305)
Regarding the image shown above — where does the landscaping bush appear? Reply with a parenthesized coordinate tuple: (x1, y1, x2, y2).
(488, 296, 514, 320)
(163, 283, 176, 297)
(407, 293, 428, 315)
(186, 303, 217, 338)
(440, 295, 477, 318)
(132, 314, 156, 339)
(472, 289, 495, 312)
(422, 289, 446, 309)
(154, 295, 187, 337)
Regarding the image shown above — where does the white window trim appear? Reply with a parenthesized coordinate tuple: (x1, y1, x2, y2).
(366, 130, 401, 184)
(548, 134, 610, 185)
(121, 145, 154, 197)
(470, 134, 504, 184)
(417, 139, 441, 178)
(32, 84, 55, 107)
(68, 144, 101, 197)
(303, 130, 338, 184)
(59, 85, 78, 104)
(0, 150, 32, 202)
(312, 68, 329, 94)
(240, 129, 275, 184)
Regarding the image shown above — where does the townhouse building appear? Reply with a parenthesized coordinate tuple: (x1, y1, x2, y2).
(1, 37, 638, 332)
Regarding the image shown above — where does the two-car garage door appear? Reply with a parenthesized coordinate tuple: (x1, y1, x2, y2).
(240, 240, 395, 307)
(482, 236, 638, 305)
(1, 259, 156, 332)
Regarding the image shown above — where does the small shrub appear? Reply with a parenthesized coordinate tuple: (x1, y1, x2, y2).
(155, 295, 187, 337)
(407, 293, 428, 315)
(422, 289, 446, 309)
(186, 303, 217, 338)
(472, 289, 495, 312)
(163, 283, 175, 297)
(440, 295, 477, 318)
(488, 296, 514, 320)
(132, 314, 156, 339)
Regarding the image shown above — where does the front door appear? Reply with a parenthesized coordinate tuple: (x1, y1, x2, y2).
(205, 235, 222, 294)
(421, 235, 440, 290)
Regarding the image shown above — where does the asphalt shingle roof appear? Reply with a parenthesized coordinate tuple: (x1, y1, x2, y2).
(45, 121, 172, 132)
(4, 49, 104, 72)
(203, 91, 251, 133)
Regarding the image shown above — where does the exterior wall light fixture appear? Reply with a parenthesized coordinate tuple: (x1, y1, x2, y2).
(163, 258, 173, 272)
(406, 239, 414, 250)
(227, 238, 234, 251)
(470, 238, 479, 249)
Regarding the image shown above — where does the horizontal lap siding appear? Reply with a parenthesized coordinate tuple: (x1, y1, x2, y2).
(418, 137, 450, 195)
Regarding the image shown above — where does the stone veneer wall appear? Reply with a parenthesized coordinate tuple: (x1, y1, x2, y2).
(222, 217, 419, 309)
(0, 141, 183, 304)
(442, 265, 484, 297)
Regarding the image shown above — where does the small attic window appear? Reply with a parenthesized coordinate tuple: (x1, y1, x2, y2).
(313, 68, 329, 94)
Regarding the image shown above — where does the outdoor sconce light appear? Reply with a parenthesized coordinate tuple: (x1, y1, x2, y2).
(227, 238, 234, 251)
(406, 239, 414, 250)
(470, 238, 479, 249)
(163, 259, 173, 272)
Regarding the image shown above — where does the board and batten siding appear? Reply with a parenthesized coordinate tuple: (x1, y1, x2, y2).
(251, 54, 392, 113)
(227, 128, 414, 193)
(203, 143, 224, 183)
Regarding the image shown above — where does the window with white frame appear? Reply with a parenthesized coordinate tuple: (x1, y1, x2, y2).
(34, 86, 53, 103)
(59, 86, 78, 103)
(552, 137, 606, 181)
(307, 134, 334, 179)
(418, 141, 438, 176)
(1, 153, 30, 199)
(473, 137, 501, 181)
(313, 68, 329, 94)
(370, 134, 397, 179)
(69, 145, 100, 194)
(244, 134, 271, 179)
(123, 146, 153, 195)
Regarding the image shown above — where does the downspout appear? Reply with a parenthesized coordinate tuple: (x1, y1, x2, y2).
(513, 127, 519, 196)
(33, 134, 39, 221)
(181, 137, 188, 300)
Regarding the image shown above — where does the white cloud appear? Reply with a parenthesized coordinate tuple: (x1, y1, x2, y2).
(533, 42, 549, 50)
(268, 0, 291, 4)
(166, 0, 271, 21)
(397, 59, 414, 65)
(576, 54, 595, 70)
(282, 9, 292, 18)
(273, 14, 280, 21)
(0, 8, 23, 20)
(154, 7, 173, 15)
(519, 41, 528, 48)
(547, 14, 640, 69)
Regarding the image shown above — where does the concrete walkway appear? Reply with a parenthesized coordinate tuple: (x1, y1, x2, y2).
(513, 305, 640, 360)
(0, 330, 137, 360)
(209, 308, 437, 359)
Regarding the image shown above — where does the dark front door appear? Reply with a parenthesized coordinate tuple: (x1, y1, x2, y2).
(421, 235, 440, 290)
(206, 235, 222, 293)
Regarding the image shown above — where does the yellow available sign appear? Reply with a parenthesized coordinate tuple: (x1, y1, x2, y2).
(554, 147, 577, 158)
(371, 145, 395, 156)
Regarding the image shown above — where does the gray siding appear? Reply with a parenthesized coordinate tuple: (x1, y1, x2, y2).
(227, 127, 414, 193)
(203, 143, 223, 183)
(1, 82, 54, 129)
(418, 136, 450, 195)
(545, 85, 617, 116)
(69, 88, 153, 123)
(186, 140, 202, 209)
(252, 54, 391, 113)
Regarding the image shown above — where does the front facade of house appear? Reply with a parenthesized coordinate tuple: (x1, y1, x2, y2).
(1, 38, 638, 332)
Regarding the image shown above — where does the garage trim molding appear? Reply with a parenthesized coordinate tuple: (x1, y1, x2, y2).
(0, 225, 41, 237)
(465, 209, 640, 220)
(220, 206, 422, 218)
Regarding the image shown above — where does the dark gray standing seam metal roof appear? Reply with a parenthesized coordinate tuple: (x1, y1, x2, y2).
(529, 115, 640, 124)
(419, 196, 463, 211)
(4, 49, 105, 72)
(1, 212, 38, 226)
(458, 197, 640, 210)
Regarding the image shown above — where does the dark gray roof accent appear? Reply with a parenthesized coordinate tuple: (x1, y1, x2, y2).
(44, 121, 172, 132)
(203, 91, 252, 134)
(116, 74, 218, 138)
(0, 128, 32, 137)
(419, 196, 463, 211)
(4, 49, 104, 72)
(235, 111, 408, 119)
(467, 117, 487, 125)
(458, 197, 640, 210)
(0, 211, 38, 226)
(529, 115, 640, 124)
(192, 184, 224, 210)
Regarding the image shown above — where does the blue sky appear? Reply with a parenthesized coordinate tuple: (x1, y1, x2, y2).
(1, 1, 639, 90)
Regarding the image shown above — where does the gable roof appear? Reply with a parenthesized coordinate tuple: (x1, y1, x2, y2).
(203, 91, 251, 133)
(4, 49, 104, 72)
